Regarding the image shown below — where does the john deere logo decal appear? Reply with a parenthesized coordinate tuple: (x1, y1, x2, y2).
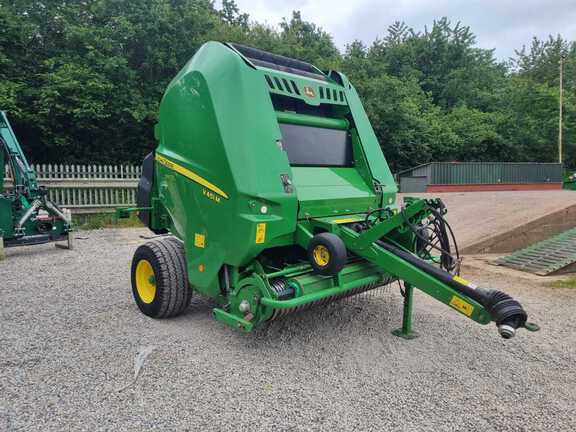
(304, 86, 315, 98)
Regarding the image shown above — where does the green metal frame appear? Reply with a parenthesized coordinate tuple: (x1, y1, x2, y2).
(391, 283, 417, 339)
(207, 199, 492, 335)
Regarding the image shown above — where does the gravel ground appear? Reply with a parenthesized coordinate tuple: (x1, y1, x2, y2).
(1, 228, 575, 431)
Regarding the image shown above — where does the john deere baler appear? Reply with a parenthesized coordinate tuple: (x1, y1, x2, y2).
(123, 42, 538, 339)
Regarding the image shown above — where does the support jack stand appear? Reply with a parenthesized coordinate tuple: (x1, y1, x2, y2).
(55, 231, 74, 250)
(56, 210, 74, 250)
(392, 283, 418, 339)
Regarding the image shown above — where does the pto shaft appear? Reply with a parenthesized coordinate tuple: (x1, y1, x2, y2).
(377, 241, 528, 338)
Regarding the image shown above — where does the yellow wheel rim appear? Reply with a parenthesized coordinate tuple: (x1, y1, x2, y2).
(312, 245, 330, 267)
(135, 259, 156, 304)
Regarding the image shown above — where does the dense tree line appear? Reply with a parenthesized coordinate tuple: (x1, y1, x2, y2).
(0, 0, 574, 171)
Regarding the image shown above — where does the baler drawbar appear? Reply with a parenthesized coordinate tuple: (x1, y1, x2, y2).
(120, 42, 538, 339)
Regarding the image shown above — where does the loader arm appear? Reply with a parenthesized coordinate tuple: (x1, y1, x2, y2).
(0, 111, 39, 196)
(0, 111, 71, 249)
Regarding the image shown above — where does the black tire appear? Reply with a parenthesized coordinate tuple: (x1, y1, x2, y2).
(307, 232, 347, 276)
(131, 237, 192, 318)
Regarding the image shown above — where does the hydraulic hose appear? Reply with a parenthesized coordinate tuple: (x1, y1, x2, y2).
(401, 206, 459, 273)
(377, 241, 528, 338)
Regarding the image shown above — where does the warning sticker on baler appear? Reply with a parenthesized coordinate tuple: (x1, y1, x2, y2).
(449, 295, 474, 317)
(255, 223, 266, 244)
(194, 233, 205, 248)
(452, 275, 478, 289)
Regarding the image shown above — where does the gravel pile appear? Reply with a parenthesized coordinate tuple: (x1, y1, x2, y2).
(1, 228, 574, 431)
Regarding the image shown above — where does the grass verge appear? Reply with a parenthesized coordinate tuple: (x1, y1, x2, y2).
(545, 277, 576, 289)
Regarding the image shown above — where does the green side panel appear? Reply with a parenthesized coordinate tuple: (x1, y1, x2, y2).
(337, 73, 397, 198)
(153, 42, 402, 297)
(292, 167, 379, 218)
(156, 42, 298, 295)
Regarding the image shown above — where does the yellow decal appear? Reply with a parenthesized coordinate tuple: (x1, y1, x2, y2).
(449, 296, 474, 317)
(155, 154, 229, 199)
(194, 233, 205, 248)
(203, 188, 221, 203)
(333, 217, 357, 224)
(255, 223, 266, 244)
(303, 86, 315, 98)
(453, 275, 471, 286)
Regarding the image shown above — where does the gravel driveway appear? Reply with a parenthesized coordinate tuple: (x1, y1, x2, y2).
(1, 228, 575, 431)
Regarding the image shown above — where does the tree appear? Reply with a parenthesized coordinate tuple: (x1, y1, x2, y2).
(353, 73, 459, 171)
(363, 18, 507, 110)
(507, 36, 576, 166)
(514, 35, 576, 90)
(1, 2, 574, 170)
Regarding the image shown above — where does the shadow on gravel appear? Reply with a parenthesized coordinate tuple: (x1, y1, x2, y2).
(2, 244, 71, 259)
(171, 287, 401, 347)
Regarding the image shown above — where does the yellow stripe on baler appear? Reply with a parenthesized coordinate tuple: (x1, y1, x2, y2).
(155, 154, 229, 199)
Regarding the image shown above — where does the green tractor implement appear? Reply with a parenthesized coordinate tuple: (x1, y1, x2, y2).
(0, 111, 72, 258)
(120, 42, 538, 339)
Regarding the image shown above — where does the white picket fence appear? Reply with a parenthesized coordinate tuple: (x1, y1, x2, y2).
(3, 164, 141, 214)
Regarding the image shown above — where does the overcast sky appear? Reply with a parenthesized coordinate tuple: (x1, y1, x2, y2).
(231, 0, 576, 60)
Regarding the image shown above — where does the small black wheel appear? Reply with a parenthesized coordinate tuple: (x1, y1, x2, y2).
(307, 232, 347, 276)
(131, 237, 192, 318)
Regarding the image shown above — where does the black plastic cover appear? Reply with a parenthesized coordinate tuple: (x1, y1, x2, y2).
(229, 43, 327, 81)
(279, 123, 353, 167)
(137, 152, 154, 228)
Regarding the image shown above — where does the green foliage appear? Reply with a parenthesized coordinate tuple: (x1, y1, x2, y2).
(351, 73, 456, 171)
(342, 20, 575, 170)
(0, 2, 573, 171)
(495, 77, 560, 162)
(545, 276, 576, 289)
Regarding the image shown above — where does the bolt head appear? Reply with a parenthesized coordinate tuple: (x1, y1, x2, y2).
(239, 300, 251, 313)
